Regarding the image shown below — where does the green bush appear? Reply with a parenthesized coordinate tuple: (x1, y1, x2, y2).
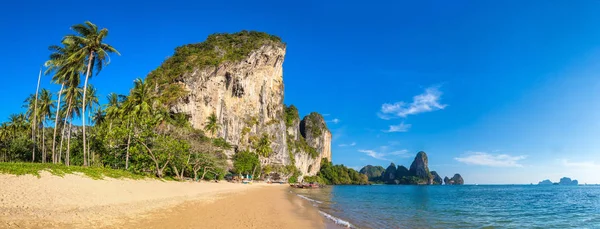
(284, 105, 299, 128)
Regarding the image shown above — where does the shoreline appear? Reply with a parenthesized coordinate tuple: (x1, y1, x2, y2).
(0, 172, 327, 228)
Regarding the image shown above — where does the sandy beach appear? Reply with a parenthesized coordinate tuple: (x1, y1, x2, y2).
(0, 172, 325, 229)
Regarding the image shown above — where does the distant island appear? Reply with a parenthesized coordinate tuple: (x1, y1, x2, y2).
(538, 177, 579, 185)
(359, 151, 464, 185)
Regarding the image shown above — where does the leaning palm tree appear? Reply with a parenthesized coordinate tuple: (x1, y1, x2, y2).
(204, 113, 220, 137)
(64, 21, 120, 166)
(38, 89, 55, 163)
(45, 40, 83, 164)
(31, 68, 42, 162)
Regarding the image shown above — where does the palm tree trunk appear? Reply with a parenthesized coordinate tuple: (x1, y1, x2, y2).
(58, 122, 65, 164)
(59, 97, 72, 164)
(125, 116, 132, 170)
(66, 120, 72, 166)
(32, 68, 42, 162)
(126, 131, 131, 170)
(52, 83, 65, 164)
(82, 52, 94, 167)
(36, 121, 41, 162)
(88, 109, 93, 165)
(42, 121, 46, 163)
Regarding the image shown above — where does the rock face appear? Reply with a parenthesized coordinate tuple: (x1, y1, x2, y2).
(359, 165, 386, 181)
(538, 179, 553, 185)
(431, 171, 443, 185)
(444, 176, 451, 185)
(359, 151, 464, 185)
(383, 163, 397, 184)
(452, 174, 464, 185)
(161, 31, 331, 180)
(445, 174, 464, 185)
(409, 151, 433, 184)
(290, 112, 332, 176)
(395, 165, 410, 179)
(559, 177, 578, 185)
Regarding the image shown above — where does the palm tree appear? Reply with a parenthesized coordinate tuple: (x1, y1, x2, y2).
(104, 93, 123, 131)
(127, 78, 153, 118)
(8, 114, 28, 138)
(58, 80, 82, 165)
(0, 123, 8, 162)
(64, 21, 119, 166)
(31, 68, 42, 162)
(122, 78, 153, 169)
(45, 40, 83, 164)
(84, 85, 99, 164)
(38, 89, 55, 163)
(204, 113, 220, 136)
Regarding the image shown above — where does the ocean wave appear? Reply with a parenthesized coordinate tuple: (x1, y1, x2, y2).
(296, 194, 324, 204)
(319, 210, 356, 228)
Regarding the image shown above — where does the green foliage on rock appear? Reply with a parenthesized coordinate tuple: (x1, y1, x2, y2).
(254, 133, 273, 157)
(307, 158, 368, 185)
(212, 137, 232, 150)
(359, 165, 385, 182)
(301, 112, 326, 138)
(358, 152, 461, 185)
(146, 31, 283, 105)
(287, 134, 319, 159)
(284, 105, 299, 128)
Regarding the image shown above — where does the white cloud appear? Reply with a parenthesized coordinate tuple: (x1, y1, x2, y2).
(358, 148, 409, 161)
(561, 159, 600, 168)
(388, 150, 408, 155)
(358, 150, 389, 161)
(338, 142, 356, 147)
(327, 118, 340, 124)
(380, 86, 447, 118)
(455, 152, 527, 167)
(385, 122, 411, 132)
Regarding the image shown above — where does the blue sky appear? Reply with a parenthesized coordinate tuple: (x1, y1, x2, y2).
(2, 0, 600, 184)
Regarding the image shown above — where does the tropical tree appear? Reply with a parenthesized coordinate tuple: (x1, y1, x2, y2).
(37, 89, 55, 163)
(45, 39, 83, 164)
(204, 113, 220, 136)
(254, 133, 273, 157)
(122, 78, 153, 169)
(0, 123, 8, 162)
(63, 21, 119, 166)
(104, 93, 124, 131)
(84, 85, 99, 164)
(31, 68, 42, 162)
(8, 114, 28, 138)
(59, 81, 82, 165)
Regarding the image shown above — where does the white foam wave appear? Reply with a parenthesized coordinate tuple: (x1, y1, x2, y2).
(319, 211, 355, 228)
(296, 194, 324, 204)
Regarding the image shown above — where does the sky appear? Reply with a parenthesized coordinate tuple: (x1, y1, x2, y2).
(2, 0, 600, 184)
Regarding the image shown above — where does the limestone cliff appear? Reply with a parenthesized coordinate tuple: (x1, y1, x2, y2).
(409, 151, 433, 184)
(148, 31, 331, 180)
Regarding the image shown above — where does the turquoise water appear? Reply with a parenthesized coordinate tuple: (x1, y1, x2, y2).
(291, 185, 600, 228)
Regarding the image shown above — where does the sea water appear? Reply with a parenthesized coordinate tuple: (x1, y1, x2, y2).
(291, 185, 600, 228)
